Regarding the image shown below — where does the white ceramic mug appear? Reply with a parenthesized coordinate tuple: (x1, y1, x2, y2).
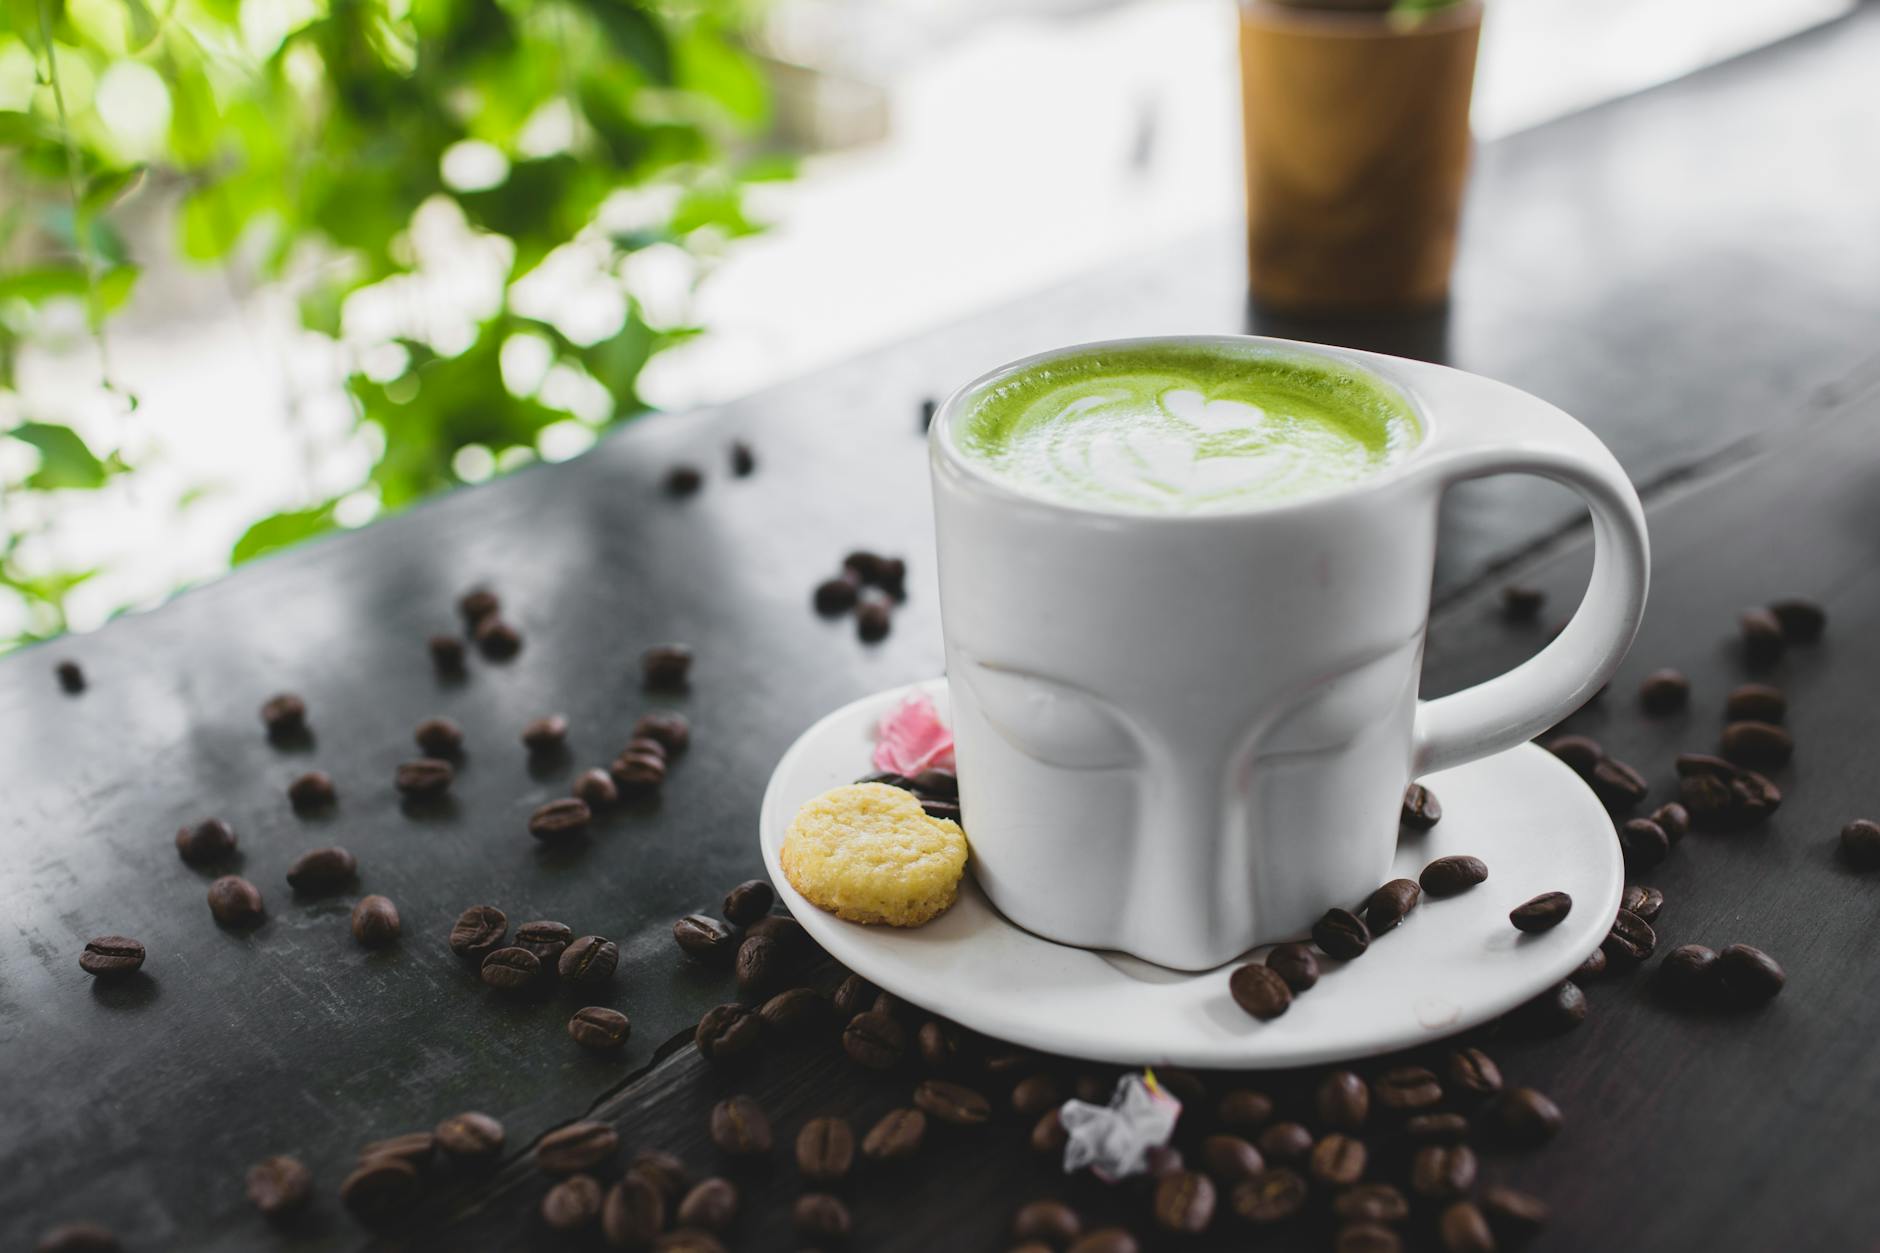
(930, 335, 1649, 971)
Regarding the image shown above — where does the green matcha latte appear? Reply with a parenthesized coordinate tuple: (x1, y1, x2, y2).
(954, 342, 1423, 513)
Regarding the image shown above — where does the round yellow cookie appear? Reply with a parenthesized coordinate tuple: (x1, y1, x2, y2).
(780, 782, 968, 927)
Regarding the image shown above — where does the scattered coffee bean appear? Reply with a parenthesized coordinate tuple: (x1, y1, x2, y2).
(1439, 1201, 1495, 1253)
(1230, 961, 1294, 1020)
(286, 845, 357, 893)
(1196, 1134, 1263, 1184)
(1590, 758, 1649, 809)
(1312, 907, 1371, 960)
(1726, 682, 1787, 724)
(434, 1111, 504, 1160)
(287, 770, 336, 811)
(1514, 979, 1587, 1033)
(1316, 1070, 1369, 1131)
(78, 936, 144, 977)
(1500, 584, 1545, 620)
(519, 714, 568, 754)
(1510, 891, 1572, 933)
(1619, 818, 1669, 869)
(207, 875, 264, 927)
(1010, 1075, 1062, 1120)
(394, 757, 453, 798)
(261, 692, 308, 740)
(1720, 719, 1793, 769)
(472, 616, 521, 658)
(351, 895, 400, 948)
(528, 797, 591, 841)
(571, 768, 618, 809)
(663, 464, 703, 497)
(1266, 942, 1320, 992)
(1573, 946, 1608, 980)
(1841, 818, 1880, 870)
(676, 1177, 738, 1232)
(339, 1155, 418, 1227)
(55, 660, 86, 693)
(1375, 1066, 1443, 1112)
(1154, 1169, 1216, 1232)
(1031, 1108, 1069, 1154)
(1740, 608, 1785, 668)
(913, 1019, 961, 1069)
(628, 1149, 688, 1205)
(696, 1003, 761, 1064)
(1638, 668, 1690, 715)
(1621, 884, 1665, 922)
(413, 716, 463, 756)
(612, 746, 667, 792)
(722, 880, 774, 928)
(1218, 1088, 1274, 1132)
(915, 1078, 992, 1125)
(857, 596, 892, 642)
(35, 1224, 120, 1252)
(674, 914, 738, 963)
(709, 1096, 772, 1156)
(1405, 1113, 1470, 1143)
(537, 1120, 619, 1174)
(633, 710, 691, 754)
(1545, 733, 1603, 776)
(796, 1116, 855, 1183)
(728, 440, 756, 477)
(1420, 855, 1488, 897)
(515, 919, 571, 965)
(480, 946, 541, 993)
(1604, 909, 1657, 965)
(358, 1130, 431, 1166)
(1718, 943, 1785, 1006)
(1257, 1121, 1312, 1162)
(1309, 1133, 1367, 1185)
(1481, 1185, 1550, 1242)
(757, 986, 825, 1036)
(1363, 879, 1422, 933)
(602, 1173, 666, 1246)
(1232, 1167, 1308, 1223)
(175, 817, 237, 865)
(449, 905, 507, 959)
(1446, 1046, 1503, 1097)
(1651, 801, 1691, 842)
(642, 644, 693, 689)
(428, 634, 466, 674)
(1337, 1222, 1402, 1253)
(814, 575, 860, 616)
(1013, 1199, 1081, 1244)
(864, 1107, 927, 1161)
(568, 1006, 632, 1052)
(1400, 783, 1442, 830)
(1768, 597, 1826, 643)
(1676, 752, 1782, 828)
(1410, 1144, 1477, 1199)
(1485, 1086, 1562, 1147)
(245, 1154, 312, 1218)
(831, 972, 877, 1017)
(794, 1192, 851, 1242)
(541, 1173, 604, 1232)
(732, 934, 781, 996)
(559, 935, 618, 985)
(1334, 1183, 1410, 1224)
(459, 586, 500, 623)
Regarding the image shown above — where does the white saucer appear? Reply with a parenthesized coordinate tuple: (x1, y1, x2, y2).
(759, 679, 1621, 1068)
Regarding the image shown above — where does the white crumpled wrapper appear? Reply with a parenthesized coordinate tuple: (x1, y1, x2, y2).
(1058, 1071, 1183, 1182)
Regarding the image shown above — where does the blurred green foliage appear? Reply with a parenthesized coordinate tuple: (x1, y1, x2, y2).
(0, 0, 783, 644)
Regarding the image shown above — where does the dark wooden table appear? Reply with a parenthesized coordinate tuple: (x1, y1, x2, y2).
(7, 7, 1880, 1250)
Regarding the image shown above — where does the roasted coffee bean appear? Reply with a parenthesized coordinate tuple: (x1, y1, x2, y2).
(514, 919, 571, 965)
(1509, 891, 1572, 933)
(697, 1003, 761, 1063)
(55, 659, 86, 693)
(458, 586, 500, 623)
(1718, 943, 1785, 1006)
(1574, 946, 1609, 980)
(1842, 819, 1880, 870)
(394, 757, 453, 798)
(1257, 1121, 1312, 1162)
(1336, 1224, 1403, 1253)
(351, 895, 400, 948)
(207, 875, 264, 927)
(568, 1006, 632, 1052)
(1312, 907, 1371, 960)
(794, 1192, 851, 1241)
(1374, 1066, 1442, 1112)
(1515, 979, 1588, 1033)
(734, 934, 782, 996)
(245, 1154, 312, 1218)
(1198, 1133, 1264, 1183)
(1010, 1075, 1061, 1120)
(1154, 1170, 1216, 1233)
(558, 935, 618, 985)
(642, 643, 693, 689)
(1445, 1046, 1502, 1098)
(1404, 1113, 1470, 1143)
(175, 817, 237, 865)
(428, 634, 466, 674)
(1333, 1184, 1410, 1223)
(339, 1155, 418, 1226)
(1678, 768, 1736, 827)
(541, 1173, 605, 1232)
(1309, 1133, 1367, 1185)
(1481, 1185, 1550, 1241)
(1545, 733, 1603, 776)
(630, 711, 690, 756)
(1485, 1086, 1562, 1146)
(1768, 597, 1826, 642)
(35, 1223, 120, 1252)
(1154, 1067, 1205, 1107)
(480, 946, 541, 992)
(1729, 769, 1783, 823)
(1439, 1201, 1495, 1253)
(863, 1107, 927, 1160)
(611, 747, 667, 792)
(601, 1173, 666, 1246)
(1067, 1230, 1138, 1253)
(1723, 681, 1785, 723)
(1401, 783, 1442, 831)
(1603, 909, 1657, 965)
(916, 1078, 992, 1125)
(916, 1019, 964, 1069)
(1590, 757, 1649, 810)
(856, 595, 893, 642)
(1266, 942, 1320, 992)
(410, 716, 461, 757)
(832, 972, 878, 1017)
(1652, 801, 1691, 843)
(78, 936, 144, 977)
(1500, 584, 1545, 620)
(1013, 1199, 1081, 1243)
(1230, 961, 1294, 1019)
(1030, 1108, 1069, 1154)
(434, 1111, 504, 1160)
(261, 692, 307, 740)
(674, 1177, 737, 1232)
(709, 1095, 772, 1156)
(1740, 608, 1785, 668)
(714, 880, 771, 928)
(674, 914, 738, 963)
(572, 768, 618, 808)
(1233, 1167, 1308, 1223)
(626, 1149, 688, 1205)
(757, 986, 825, 1036)
(1621, 884, 1665, 922)
(528, 797, 591, 841)
(1420, 855, 1488, 897)
(286, 845, 356, 893)
(796, 1116, 855, 1183)
(1410, 1144, 1477, 1199)
(449, 905, 507, 959)
(1316, 1070, 1369, 1131)
(287, 770, 336, 811)
(1638, 668, 1690, 715)
(513, 714, 565, 755)
(814, 575, 860, 616)
(744, 916, 806, 961)
(1218, 1088, 1274, 1131)
(360, 1128, 434, 1165)
(537, 1120, 618, 1174)
(1619, 817, 1669, 869)
(1364, 879, 1422, 933)
(1720, 719, 1793, 769)
(1676, 751, 1736, 778)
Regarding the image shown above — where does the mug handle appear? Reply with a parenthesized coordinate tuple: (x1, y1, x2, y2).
(1405, 368, 1651, 776)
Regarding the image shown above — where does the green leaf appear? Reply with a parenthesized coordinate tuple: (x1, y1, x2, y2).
(231, 502, 340, 565)
(0, 267, 88, 303)
(121, 0, 160, 50)
(575, 0, 673, 84)
(80, 166, 145, 218)
(9, 422, 109, 489)
(739, 152, 798, 183)
(674, 27, 767, 128)
(578, 311, 654, 404)
(0, 111, 46, 147)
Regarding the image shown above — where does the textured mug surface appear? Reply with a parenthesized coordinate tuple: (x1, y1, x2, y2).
(930, 335, 1649, 971)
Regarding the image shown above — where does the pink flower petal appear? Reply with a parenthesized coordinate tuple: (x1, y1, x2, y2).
(873, 692, 956, 775)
